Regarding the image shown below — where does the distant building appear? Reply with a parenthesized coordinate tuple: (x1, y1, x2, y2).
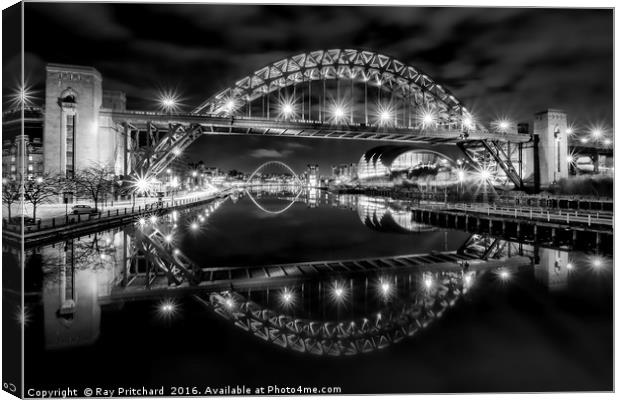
(357, 146, 457, 187)
(331, 163, 357, 182)
(2, 107, 44, 179)
(306, 164, 320, 187)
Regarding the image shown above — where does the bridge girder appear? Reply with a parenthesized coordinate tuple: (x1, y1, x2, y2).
(194, 49, 468, 122)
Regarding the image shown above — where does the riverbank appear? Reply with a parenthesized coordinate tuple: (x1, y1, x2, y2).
(3, 190, 232, 248)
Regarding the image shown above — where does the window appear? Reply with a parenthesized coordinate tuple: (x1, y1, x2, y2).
(10, 166, 15, 172)
(554, 126, 561, 173)
(11, 156, 15, 163)
(28, 164, 33, 171)
(66, 114, 75, 178)
(28, 155, 33, 161)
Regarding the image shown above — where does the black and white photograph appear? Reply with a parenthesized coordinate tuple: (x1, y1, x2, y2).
(1, 1, 615, 398)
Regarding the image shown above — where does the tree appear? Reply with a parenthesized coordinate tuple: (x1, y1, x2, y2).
(24, 173, 62, 220)
(2, 176, 22, 220)
(73, 163, 115, 211)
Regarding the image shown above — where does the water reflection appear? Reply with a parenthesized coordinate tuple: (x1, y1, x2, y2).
(17, 189, 610, 358)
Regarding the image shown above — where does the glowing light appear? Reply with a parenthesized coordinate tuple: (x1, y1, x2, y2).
(580, 137, 588, 144)
(331, 105, 346, 122)
(499, 270, 510, 280)
(190, 222, 199, 231)
(224, 298, 235, 309)
(424, 276, 433, 289)
(277, 95, 297, 120)
(282, 103, 293, 115)
(592, 257, 603, 268)
(591, 128, 603, 138)
(157, 299, 179, 319)
(566, 262, 574, 270)
(149, 215, 158, 224)
(158, 90, 181, 113)
(603, 138, 612, 146)
(138, 218, 146, 226)
(164, 234, 173, 243)
(172, 147, 182, 156)
(378, 279, 392, 298)
(492, 118, 512, 132)
(462, 114, 476, 130)
(457, 169, 466, 182)
(376, 103, 395, 126)
(166, 168, 172, 174)
(464, 274, 473, 285)
(132, 173, 154, 196)
(566, 155, 574, 164)
(329, 282, 348, 304)
(566, 127, 574, 135)
(280, 289, 295, 308)
(173, 249, 180, 255)
(9, 83, 37, 108)
(35, 177, 43, 184)
(379, 110, 391, 123)
(16, 305, 31, 326)
(477, 167, 492, 182)
(220, 97, 238, 115)
(419, 109, 437, 129)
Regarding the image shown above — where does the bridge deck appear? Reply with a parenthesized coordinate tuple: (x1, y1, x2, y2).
(106, 110, 531, 144)
(102, 251, 531, 303)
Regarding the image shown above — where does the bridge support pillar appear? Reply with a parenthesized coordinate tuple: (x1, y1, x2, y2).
(526, 109, 569, 190)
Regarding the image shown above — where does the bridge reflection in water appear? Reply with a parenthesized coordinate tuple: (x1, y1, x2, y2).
(20, 189, 608, 357)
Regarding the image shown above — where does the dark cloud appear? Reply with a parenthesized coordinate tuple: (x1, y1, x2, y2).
(249, 148, 294, 159)
(19, 4, 613, 173)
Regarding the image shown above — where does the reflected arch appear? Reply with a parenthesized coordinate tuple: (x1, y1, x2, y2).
(198, 271, 465, 357)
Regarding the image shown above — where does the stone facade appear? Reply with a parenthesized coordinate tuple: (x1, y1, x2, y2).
(43, 64, 125, 177)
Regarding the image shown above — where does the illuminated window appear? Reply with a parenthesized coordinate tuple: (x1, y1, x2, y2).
(28, 164, 33, 171)
(28, 155, 33, 161)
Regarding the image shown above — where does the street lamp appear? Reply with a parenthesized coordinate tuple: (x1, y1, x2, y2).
(591, 127, 603, 140)
(493, 118, 512, 133)
(158, 91, 180, 114)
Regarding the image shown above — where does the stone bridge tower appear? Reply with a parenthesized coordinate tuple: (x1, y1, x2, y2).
(43, 63, 125, 178)
(533, 109, 569, 188)
(522, 109, 569, 191)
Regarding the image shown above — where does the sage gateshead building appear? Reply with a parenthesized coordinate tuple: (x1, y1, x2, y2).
(356, 146, 459, 187)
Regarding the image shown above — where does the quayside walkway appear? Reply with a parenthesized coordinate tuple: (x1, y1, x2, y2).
(3, 190, 231, 247)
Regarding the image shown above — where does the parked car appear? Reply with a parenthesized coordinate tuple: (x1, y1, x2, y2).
(72, 205, 98, 215)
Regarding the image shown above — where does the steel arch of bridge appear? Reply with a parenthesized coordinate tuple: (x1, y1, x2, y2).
(117, 49, 529, 189)
(246, 160, 303, 184)
(194, 48, 470, 123)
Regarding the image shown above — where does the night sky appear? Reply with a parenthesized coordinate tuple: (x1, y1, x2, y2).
(7, 4, 614, 174)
